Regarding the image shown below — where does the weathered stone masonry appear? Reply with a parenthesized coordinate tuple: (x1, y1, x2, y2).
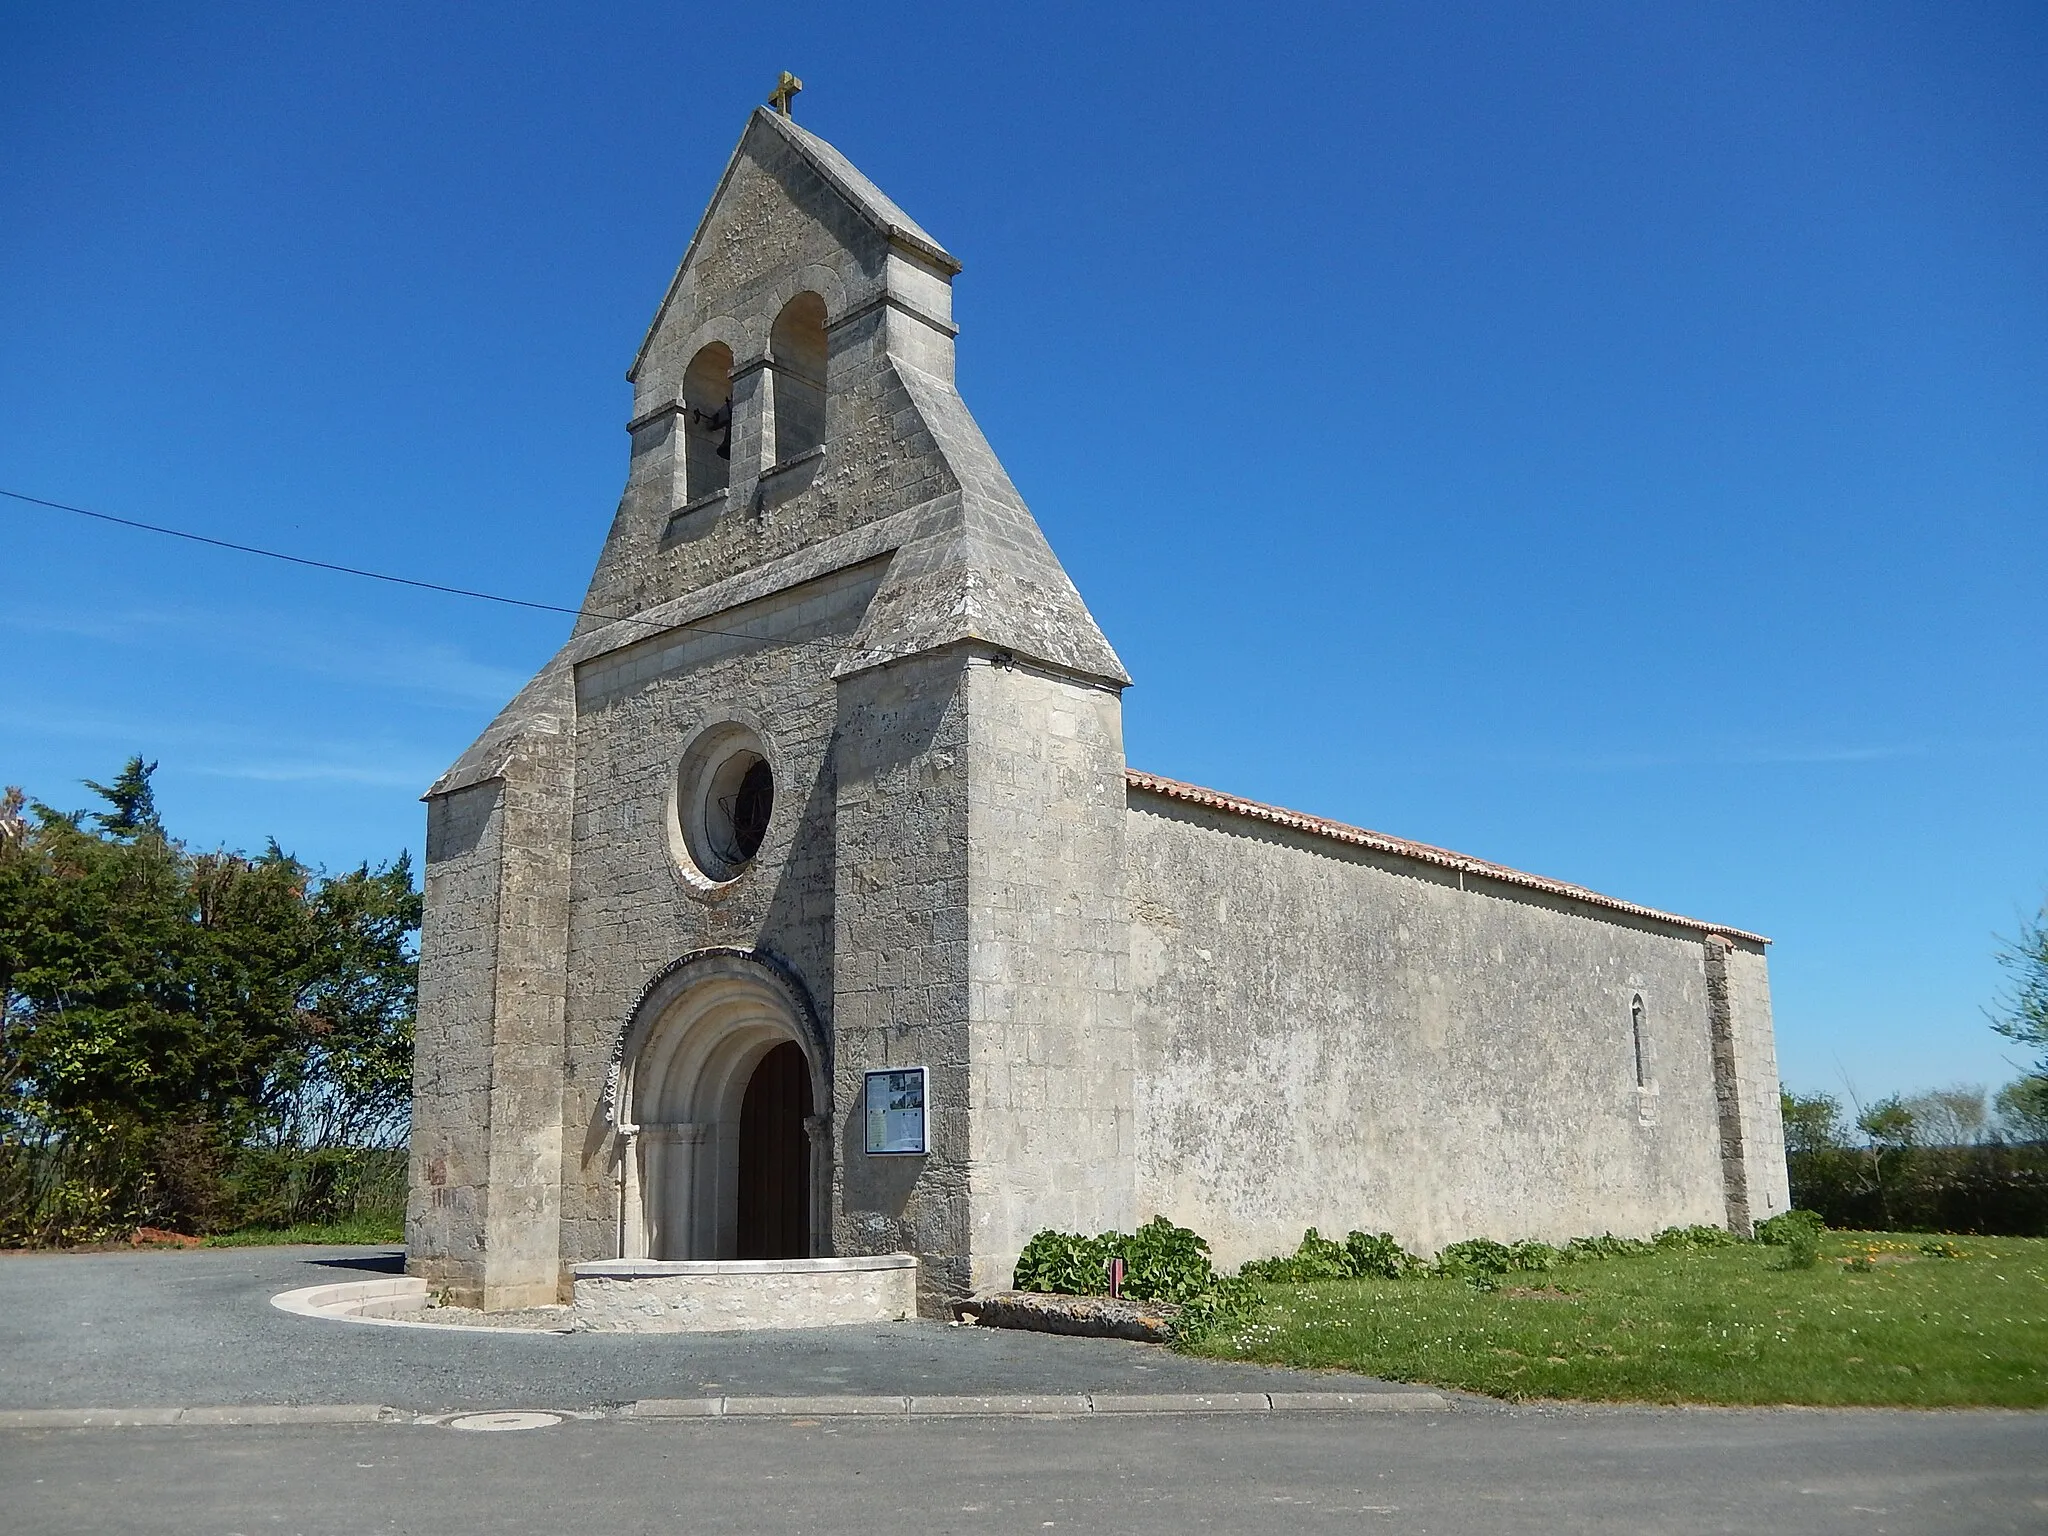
(406, 104, 1789, 1312)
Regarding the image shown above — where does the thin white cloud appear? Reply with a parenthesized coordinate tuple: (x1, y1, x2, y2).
(1505, 742, 1930, 772)
(0, 707, 442, 794)
(189, 759, 438, 790)
(1, 602, 534, 706)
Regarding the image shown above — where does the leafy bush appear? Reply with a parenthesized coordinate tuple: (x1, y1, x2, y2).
(1344, 1229, 1424, 1279)
(1433, 1238, 1514, 1279)
(1238, 1228, 1346, 1282)
(1013, 1217, 1224, 1305)
(1506, 1239, 1564, 1269)
(1012, 1217, 1260, 1341)
(1654, 1223, 1741, 1250)
(1013, 1228, 1115, 1296)
(1434, 1237, 1570, 1288)
(0, 1138, 407, 1247)
(1755, 1209, 1827, 1246)
(1757, 1208, 1825, 1270)
(1239, 1228, 1425, 1283)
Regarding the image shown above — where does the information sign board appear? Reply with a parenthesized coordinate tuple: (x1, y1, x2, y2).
(864, 1066, 928, 1155)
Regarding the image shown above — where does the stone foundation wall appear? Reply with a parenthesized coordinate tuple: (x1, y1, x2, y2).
(571, 1255, 917, 1332)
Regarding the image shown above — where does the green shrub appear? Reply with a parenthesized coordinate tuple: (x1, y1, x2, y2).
(1237, 1228, 1423, 1283)
(1119, 1215, 1231, 1305)
(0, 1139, 407, 1248)
(1014, 1217, 1223, 1306)
(1757, 1209, 1825, 1270)
(1653, 1223, 1739, 1250)
(1344, 1229, 1424, 1279)
(1434, 1237, 1518, 1282)
(1505, 1239, 1564, 1271)
(1563, 1233, 1653, 1261)
(1755, 1209, 1827, 1246)
(1012, 1217, 1260, 1342)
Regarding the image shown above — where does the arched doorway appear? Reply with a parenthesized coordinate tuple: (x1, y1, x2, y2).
(611, 951, 827, 1261)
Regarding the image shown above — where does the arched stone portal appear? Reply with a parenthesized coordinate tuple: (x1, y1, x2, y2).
(611, 950, 828, 1261)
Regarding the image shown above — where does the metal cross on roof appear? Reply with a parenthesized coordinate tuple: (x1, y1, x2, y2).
(769, 71, 803, 117)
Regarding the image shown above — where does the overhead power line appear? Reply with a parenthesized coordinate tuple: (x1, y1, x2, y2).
(0, 485, 794, 646)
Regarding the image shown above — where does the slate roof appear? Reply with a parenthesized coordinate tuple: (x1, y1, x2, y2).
(1125, 769, 1769, 944)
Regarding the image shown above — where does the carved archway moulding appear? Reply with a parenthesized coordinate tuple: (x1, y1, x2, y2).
(602, 946, 830, 1130)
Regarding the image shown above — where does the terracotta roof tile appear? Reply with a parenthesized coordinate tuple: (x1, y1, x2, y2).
(1124, 769, 1768, 946)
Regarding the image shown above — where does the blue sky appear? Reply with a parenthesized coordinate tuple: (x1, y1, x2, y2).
(3, 3, 2043, 1104)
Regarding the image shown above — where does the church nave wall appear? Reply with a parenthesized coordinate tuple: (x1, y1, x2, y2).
(1123, 789, 1768, 1266)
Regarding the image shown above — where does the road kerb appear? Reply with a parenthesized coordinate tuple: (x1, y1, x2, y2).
(174, 1404, 395, 1426)
(908, 1394, 1094, 1416)
(0, 1404, 394, 1430)
(0, 1392, 1448, 1430)
(1087, 1392, 1275, 1414)
(1267, 1391, 1447, 1412)
(621, 1397, 727, 1418)
(720, 1395, 912, 1417)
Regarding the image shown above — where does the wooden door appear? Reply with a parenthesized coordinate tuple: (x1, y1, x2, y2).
(736, 1041, 812, 1259)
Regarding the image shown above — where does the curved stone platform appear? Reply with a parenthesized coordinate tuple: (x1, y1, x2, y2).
(571, 1254, 917, 1333)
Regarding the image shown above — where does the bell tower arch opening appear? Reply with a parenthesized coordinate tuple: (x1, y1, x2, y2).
(614, 954, 826, 1262)
(680, 341, 734, 504)
(768, 291, 828, 466)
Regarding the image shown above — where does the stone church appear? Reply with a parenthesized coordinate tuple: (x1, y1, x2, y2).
(407, 98, 1790, 1315)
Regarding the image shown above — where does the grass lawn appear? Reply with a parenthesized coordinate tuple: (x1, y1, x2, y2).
(1188, 1232, 2048, 1407)
(202, 1213, 404, 1247)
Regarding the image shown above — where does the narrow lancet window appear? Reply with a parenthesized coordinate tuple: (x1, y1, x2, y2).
(1631, 994, 1648, 1088)
(681, 343, 733, 503)
(769, 292, 827, 465)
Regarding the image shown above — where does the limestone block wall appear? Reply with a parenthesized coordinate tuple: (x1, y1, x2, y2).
(406, 715, 574, 1310)
(588, 117, 959, 630)
(480, 729, 574, 1310)
(1126, 790, 1767, 1267)
(406, 782, 502, 1299)
(964, 659, 1135, 1295)
(556, 564, 883, 1269)
(831, 647, 974, 1312)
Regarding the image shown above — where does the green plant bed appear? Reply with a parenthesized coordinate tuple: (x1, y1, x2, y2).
(1187, 1232, 2048, 1407)
(202, 1213, 404, 1247)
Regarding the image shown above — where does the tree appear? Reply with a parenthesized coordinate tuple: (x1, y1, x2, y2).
(1779, 1088, 1847, 1155)
(81, 755, 161, 839)
(0, 761, 417, 1233)
(1992, 902, 2048, 1075)
(1898, 1085, 1991, 1148)
(1995, 1076, 2048, 1144)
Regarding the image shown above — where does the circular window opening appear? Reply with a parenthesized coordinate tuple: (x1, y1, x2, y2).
(674, 726, 776, 884)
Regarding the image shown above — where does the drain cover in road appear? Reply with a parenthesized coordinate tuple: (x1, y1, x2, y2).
(446, 1411, 563, 1432)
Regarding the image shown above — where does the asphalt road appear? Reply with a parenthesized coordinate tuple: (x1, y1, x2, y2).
(0, 1245, 1404, 1411)
(4, 1244, 2044, 1534)
(6, 1409, 2046, 1535)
